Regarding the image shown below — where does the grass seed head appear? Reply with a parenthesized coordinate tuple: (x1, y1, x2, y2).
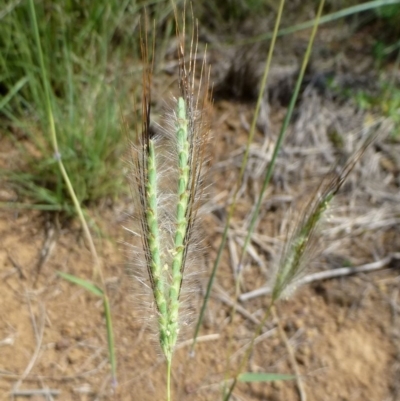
(129, 12, 211, 361)
(272, 132, 377, 302)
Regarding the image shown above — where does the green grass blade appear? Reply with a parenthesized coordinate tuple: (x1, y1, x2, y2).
(58, 272, 116, 384)
(0, 202, 65, 211)
(238, 372, 296, 382)
(103, 295, 117, 386)
(57, 271, 103, 297)
(0, 76, 28, 110)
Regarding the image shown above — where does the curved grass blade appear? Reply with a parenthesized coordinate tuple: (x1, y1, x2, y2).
(103, 295, 117, 387)
(57, 271, 103, 297)
(239, 372, 296, 382)
(58, 271, 117, 383)
(0, 76, 29, 110)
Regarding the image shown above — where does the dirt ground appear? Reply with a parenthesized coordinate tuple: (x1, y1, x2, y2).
(1, 20, 400, 401)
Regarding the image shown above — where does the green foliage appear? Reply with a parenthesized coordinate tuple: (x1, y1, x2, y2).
(374, 2, 400, 20)
(365, 81, 400, 138)
(0, 0, 151, 212)
(372, 3, 400, 61)
(331, 77, 400, 138)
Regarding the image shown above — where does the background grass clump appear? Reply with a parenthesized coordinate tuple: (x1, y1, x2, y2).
(0, 0, 145, 212)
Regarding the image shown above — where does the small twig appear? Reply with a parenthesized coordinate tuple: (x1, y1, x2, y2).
(34, 223, 58, 286)
(7, 252, 27, 279)
(228, 235, 240, 280)
(39, 378, 55, 401)
(10, 389, 60, 397)
(240, 254, 400, 302)
(13, 301, 45, 390)
(229, 327, 277, 362)
(1, 360, 108, 381)
(235, 235, 266, 272)
(272, 307, 307, 401)
(214, 284, 261, 325)
(177, 334, 220, 350)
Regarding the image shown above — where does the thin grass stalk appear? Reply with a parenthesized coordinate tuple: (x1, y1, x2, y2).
(221, 0, 286, 394)
(223, 302, 274, 401)
(223, 2, 326, 399)
(167, 358, 172, 401)
(28, 0, 116, 383)
(28, 0, 102, 280)
(103, 295, 116, 385)
(191, 0, 285, 353)
(237, 0, 326, 279)
(0, 202, 65, 211)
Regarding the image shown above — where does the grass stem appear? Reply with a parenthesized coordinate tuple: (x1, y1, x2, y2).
(238, 0, 325, 276)
(166, 357, 172, 401)
(222, 0, 286, 393)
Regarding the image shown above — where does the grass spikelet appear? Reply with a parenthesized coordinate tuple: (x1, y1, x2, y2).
(272, 132, 376, 302)
(130, 8, 211, 398)
(167, 13, 211, 355)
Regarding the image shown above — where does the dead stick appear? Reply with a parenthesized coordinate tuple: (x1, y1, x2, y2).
(240, 254, 400, 302)
(10, 389, 60, 396)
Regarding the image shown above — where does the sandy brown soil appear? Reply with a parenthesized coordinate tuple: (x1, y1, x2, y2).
(1, 21, 400, 401)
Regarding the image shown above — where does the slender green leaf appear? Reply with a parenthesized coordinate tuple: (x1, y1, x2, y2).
(239, 372, 296, 382)
(0, 202, 65, 211)
(0, 76, 29, 110)
(57, 271, 103, 297)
